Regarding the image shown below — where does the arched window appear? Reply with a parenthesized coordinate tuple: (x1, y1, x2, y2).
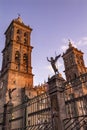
(17, 29, 21, 34)
(23, 53, 28, 64)
(15, 51, 20, 63)
(24, 38, 27, 44)
(24, 32, 28, 44)
(16, 36, 20, 42)
(74, 73, 77, 79)
(24, 32, 27, 37)
(23, 53, 28, 72)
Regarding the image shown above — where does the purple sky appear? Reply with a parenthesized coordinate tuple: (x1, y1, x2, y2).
(0, 0, 87, 85)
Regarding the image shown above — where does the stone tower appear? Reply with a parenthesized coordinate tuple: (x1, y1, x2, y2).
(0, 16, 33, 105)
(62, 40, 87, 82)
(62, 41, 87, 120)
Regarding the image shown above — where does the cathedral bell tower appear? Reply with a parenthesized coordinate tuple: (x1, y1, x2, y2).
(62, 40, 87, 82)
(0, 16, 33, 91)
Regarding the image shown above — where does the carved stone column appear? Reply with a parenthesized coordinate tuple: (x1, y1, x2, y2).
(48, 73, 66, 130)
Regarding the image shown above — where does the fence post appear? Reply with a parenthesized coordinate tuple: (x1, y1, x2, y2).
(48, 73, 66, 130)
(2, 102, 13, 130)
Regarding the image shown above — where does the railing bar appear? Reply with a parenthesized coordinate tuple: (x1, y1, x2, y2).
(65, 118, 78, 130)
(77, 121, 87, 130)
(71, 117, 85, 130)
(64, 118, 72, 126)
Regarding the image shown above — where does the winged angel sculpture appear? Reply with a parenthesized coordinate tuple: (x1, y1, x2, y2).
(47, 54, 61, 74)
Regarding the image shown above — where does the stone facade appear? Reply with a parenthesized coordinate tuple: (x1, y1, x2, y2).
(0, 17, 48, 130)
(0, 16, 34, 105)
(0, 17, 87, 130)
(0, 17, 33, 130)
(62, 42, 87, 130)
(62, 41, 87, 82)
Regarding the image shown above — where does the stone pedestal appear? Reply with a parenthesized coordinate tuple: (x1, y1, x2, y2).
(48, 73, 66, 130)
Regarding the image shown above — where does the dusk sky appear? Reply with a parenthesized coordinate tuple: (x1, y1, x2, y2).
(0, 0, 87, 85)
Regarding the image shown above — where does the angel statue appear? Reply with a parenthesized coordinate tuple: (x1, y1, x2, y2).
(47, 54, 61, 74)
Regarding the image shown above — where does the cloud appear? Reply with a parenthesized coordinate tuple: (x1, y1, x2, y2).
(60, 36, 87, 53)
(61, 45, 68, 52)
(60, 38, 77, 52)
(60, 38, 68, 52)
(77, 37, 87, 46)
(63, 37, 87, 47)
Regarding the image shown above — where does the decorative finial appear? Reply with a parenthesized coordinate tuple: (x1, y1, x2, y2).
(18, 13, 21, 18)
(68, 39, 72, 48)
(16, 14, 22, 23)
